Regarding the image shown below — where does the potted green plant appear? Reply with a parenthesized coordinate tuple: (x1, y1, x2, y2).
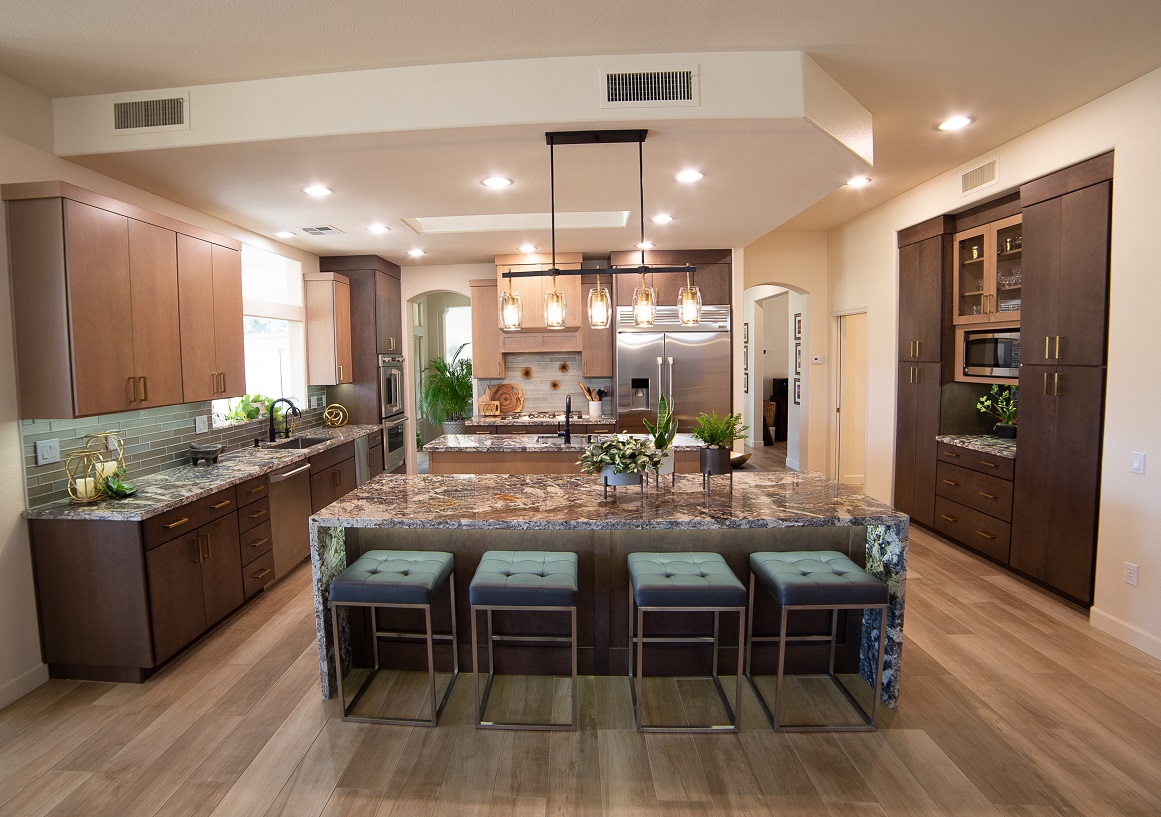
(577, 434, 663, 488)
(419, 343, 474, 435)
(691, 411, 748, 475)
(642, 395, 678, 478)
(976, 385, 1018, 438)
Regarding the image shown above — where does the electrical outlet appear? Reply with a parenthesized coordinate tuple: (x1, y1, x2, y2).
(194, 415, 209, 434)
(812, 355, 825, 365)
(1130, 452, 1146, 475)
(34, 438, 61, 465)
(1124, 562, 1139, 587)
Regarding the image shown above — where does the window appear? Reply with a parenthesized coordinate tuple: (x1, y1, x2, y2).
(212, 246, 305, 426)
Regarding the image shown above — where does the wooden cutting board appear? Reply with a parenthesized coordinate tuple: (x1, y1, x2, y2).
(490, 383, 524, 413)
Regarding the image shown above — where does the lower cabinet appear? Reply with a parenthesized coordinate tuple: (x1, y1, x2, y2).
(146, 512, 244, 664)
(309, 440, 357, 513)
(932, 447, 1016, 564)
(893, 361, 941, 528)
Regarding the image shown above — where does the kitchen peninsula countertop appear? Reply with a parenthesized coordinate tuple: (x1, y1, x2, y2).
(466, 415, 616, 427)
(936, 434, 1017, 459)
(24, 424, 382, 522)
(423, 432, 704, 454)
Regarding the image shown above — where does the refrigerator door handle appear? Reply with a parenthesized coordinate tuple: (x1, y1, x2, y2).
(667, 357, 674, 405)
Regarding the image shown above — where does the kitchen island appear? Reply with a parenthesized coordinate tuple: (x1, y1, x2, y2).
(310, 470, 908, 706)
(424, 432, 705, 474)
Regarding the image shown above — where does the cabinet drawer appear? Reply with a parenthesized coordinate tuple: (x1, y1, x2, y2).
(236, 474, 269, 505)
(242, 551, 275, 599)
(936, 443, 1015, 480)
(240, 520, 273, 566)
(143, 486, 237, 549)
(934, 497, 1012, 562)
(935, 462, 1014, 523)
(238, 496, 271, 533)
(309, 441, 354, 474)
(310, 457, 357, 513)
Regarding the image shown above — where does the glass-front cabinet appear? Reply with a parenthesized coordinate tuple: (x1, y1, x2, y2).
(953, 214, 1022, 324)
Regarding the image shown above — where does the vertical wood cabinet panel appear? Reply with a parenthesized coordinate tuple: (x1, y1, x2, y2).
(199, 513, 244, 628)
(897, 236, 945, 363)
(128, 219, 183, 408)
(305, 272, 354, 385)
(578, 274, 614, 378)
(177, 234, 219, 402)
(211, 243, 246, 398)
(146, 532, 207, 665)
(378, 270, 402, 354)
(893, 361, 940, 528)
(470, 279, 505, 379)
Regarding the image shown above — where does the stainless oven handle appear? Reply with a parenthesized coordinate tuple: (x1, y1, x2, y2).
(383, 416, 408, 429)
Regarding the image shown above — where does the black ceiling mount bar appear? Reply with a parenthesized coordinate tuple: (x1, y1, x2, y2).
(545, 129, 648, 145)
(499, 265, 694, 279)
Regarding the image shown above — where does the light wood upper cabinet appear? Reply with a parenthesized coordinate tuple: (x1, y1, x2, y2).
(177, 235, 246, 402)
(470, 279, 504, 379)
(952, 214, 1023, 325)
(578, 274, 614, 378)
(305, 272, 354, 385)
(128, 219, 183, 408)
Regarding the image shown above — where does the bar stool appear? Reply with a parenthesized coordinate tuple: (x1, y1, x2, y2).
(329, 550, 458, 726)
(469, 551, 578, 730)
(745, 550, 888, 732)
(627, 552, 746, 732)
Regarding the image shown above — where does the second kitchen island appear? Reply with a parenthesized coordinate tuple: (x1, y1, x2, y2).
(310, 471, 909, 706)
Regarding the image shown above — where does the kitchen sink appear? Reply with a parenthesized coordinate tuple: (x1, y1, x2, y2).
(264, 436, 331, 450)
(534, 435, 564, 444)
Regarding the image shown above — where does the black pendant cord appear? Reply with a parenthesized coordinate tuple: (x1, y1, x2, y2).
(550, 141, 557, 276)
(638, 139, 646, 267)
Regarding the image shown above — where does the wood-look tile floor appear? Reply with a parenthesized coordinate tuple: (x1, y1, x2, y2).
(3, 527, 1161, 817)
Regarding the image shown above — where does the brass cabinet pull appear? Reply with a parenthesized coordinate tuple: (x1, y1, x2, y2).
(139, 376, 148, 402)
(210, 371, 219, 395)
(1045, 335, 1051, 360)
(1044, 372, 1051, 396)
(915, 339, 922, 358)
(253, 568, 272, 580)
(248, 509, 267, 520)
(128, 376, 138, 404)
(979, 460, 998, 468)
(943, 451, 959, 458)
(203, 533, 212, 560)
(1053, 372, 1061, 397)
(939, 514, 957, 523)
(913, 366, 920, 384)
(332, 470, 341, 488)
(249, 537, 270, 548)
(220, 372, 227, 394)
(192, 537, 202, 564)
(1054, 335, 1062, 360)
(497, 363, 502, 376)
(978, 491, 998, 499)
(975, 530, 997, 540)
(338, 364, 344, 381)
(247, 485, 264, 494)
(942, 479, 959, 486)
(211, 500, 232, 509)
(164, 517, 190, 529)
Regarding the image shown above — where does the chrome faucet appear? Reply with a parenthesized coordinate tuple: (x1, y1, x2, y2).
(559, 394, 572, 444)
(268, 398, 301, 441)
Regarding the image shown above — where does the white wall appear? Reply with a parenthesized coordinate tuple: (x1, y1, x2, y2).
(742, 286, 787, 447)
(826, 67, 1161, 658)
(0, 74, 323, 707)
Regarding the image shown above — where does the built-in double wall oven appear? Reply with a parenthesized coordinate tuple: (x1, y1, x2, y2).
(379, 354, 406, 473)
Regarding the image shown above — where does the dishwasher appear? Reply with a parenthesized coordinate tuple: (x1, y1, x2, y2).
(269, 461, 313, 580)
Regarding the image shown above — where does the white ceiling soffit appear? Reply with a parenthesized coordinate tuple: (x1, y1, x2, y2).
(402, 211, 630, 234)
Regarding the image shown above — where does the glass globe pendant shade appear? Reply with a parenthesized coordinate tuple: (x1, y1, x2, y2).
(677, 270, 702, 325)
(632, 275, 657, 327)
(544, 274, 567, 329)
(499, 286, 522, 331)
(587, 274, 611, 329)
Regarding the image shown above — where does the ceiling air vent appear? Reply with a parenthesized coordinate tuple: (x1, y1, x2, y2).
(962, 159, 998, 195)
(111, 94, 190, 133)
(601, 67, 699, 108)
(301, 225, 345, 236)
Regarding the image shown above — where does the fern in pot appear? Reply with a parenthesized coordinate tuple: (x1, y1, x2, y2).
(642, 395, 678, 477)
(419, 343, 474, 435)
(578, 435, 662, 487)
(976, 384, 1018, 439)
(691, 411, 748, 475)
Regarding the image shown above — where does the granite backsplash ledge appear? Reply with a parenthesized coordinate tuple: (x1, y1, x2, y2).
(22, 386, 328, 508)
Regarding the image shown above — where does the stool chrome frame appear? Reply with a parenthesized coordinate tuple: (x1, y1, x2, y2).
(744, 571, 887, 732)
(471, 603, 578, 731)
(628, 583, 745, 732)
(330, 573, 459, 727)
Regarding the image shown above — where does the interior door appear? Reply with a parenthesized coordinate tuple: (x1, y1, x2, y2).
(666, 332, 731, 432)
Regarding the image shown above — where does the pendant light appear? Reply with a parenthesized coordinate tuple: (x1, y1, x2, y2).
(587, 272, 611, 329)
(632, 139, 658, 327)
(677, 268, 702, 325)
(543, 140, 567, 330)
(499, 273, 522, 331)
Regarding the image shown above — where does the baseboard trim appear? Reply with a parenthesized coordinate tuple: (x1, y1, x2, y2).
(0, 663, 49, 709)
(1090, 607, 1161, 660)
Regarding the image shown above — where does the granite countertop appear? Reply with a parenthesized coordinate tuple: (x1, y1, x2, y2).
(936, 434, 1017, 459)
(24, 424, 382, 522)
(424, 432, 704, 453)
(466, 415, 616, 426)
(311, 470, 906, 530)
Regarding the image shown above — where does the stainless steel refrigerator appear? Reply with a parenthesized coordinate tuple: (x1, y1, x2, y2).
(616, 305, 731, 431)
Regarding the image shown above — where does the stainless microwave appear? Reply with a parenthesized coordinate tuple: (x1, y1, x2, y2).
(962, 329, 1020, 378)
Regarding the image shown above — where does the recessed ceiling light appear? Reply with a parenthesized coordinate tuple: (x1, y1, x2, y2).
(518, 244, 537, 253)
(938, 115, 972, 131)
(408, 249, 425, 257)
(482, 177, 513, 189)
(846, 176, 872, 188)
(303, 185, 332, 197)
(367, 224, 390, 234)
(637, 241, 654, 250)
(274, 231, 295, 239)
(652, 214, 673, 224)
(675, 170, 704, 183)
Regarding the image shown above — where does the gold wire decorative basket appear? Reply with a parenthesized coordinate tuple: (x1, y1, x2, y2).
(84, 431, 126, 479)
(65, 450, 105, 503)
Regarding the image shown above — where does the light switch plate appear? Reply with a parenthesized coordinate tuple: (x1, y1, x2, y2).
(194, 415, 209, 434)
(1130, 452, 1146, 475)
(35, 438, 61, 465)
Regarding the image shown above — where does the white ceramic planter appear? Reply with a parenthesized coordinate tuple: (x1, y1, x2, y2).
(588, 401, 603, 418)
(600, 465, 643, 487)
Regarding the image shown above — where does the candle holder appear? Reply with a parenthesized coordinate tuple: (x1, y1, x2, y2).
(85, 431, 125, 480)
(65, 450, 105, 503)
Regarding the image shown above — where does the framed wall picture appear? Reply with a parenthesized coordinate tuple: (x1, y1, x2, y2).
(743, 344, 749, 370)
(744, 322, 749, 343)
(744, 372, 749, 394)
(793, 313, 802, 340)
(794, 343, 802, 375)
(793, 377, 801, 405)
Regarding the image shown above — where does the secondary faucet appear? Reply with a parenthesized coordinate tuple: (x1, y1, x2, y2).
(558, 394, 572, 444)
(268, 398, 301, 441)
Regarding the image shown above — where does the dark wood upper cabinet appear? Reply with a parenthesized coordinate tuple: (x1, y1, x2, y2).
(211, 243, 246, 399)
(377, 270, 403, 354)
(128, 219, 183, 408)
(178, 236, 246, 402)
(897, 233, 949, 364)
